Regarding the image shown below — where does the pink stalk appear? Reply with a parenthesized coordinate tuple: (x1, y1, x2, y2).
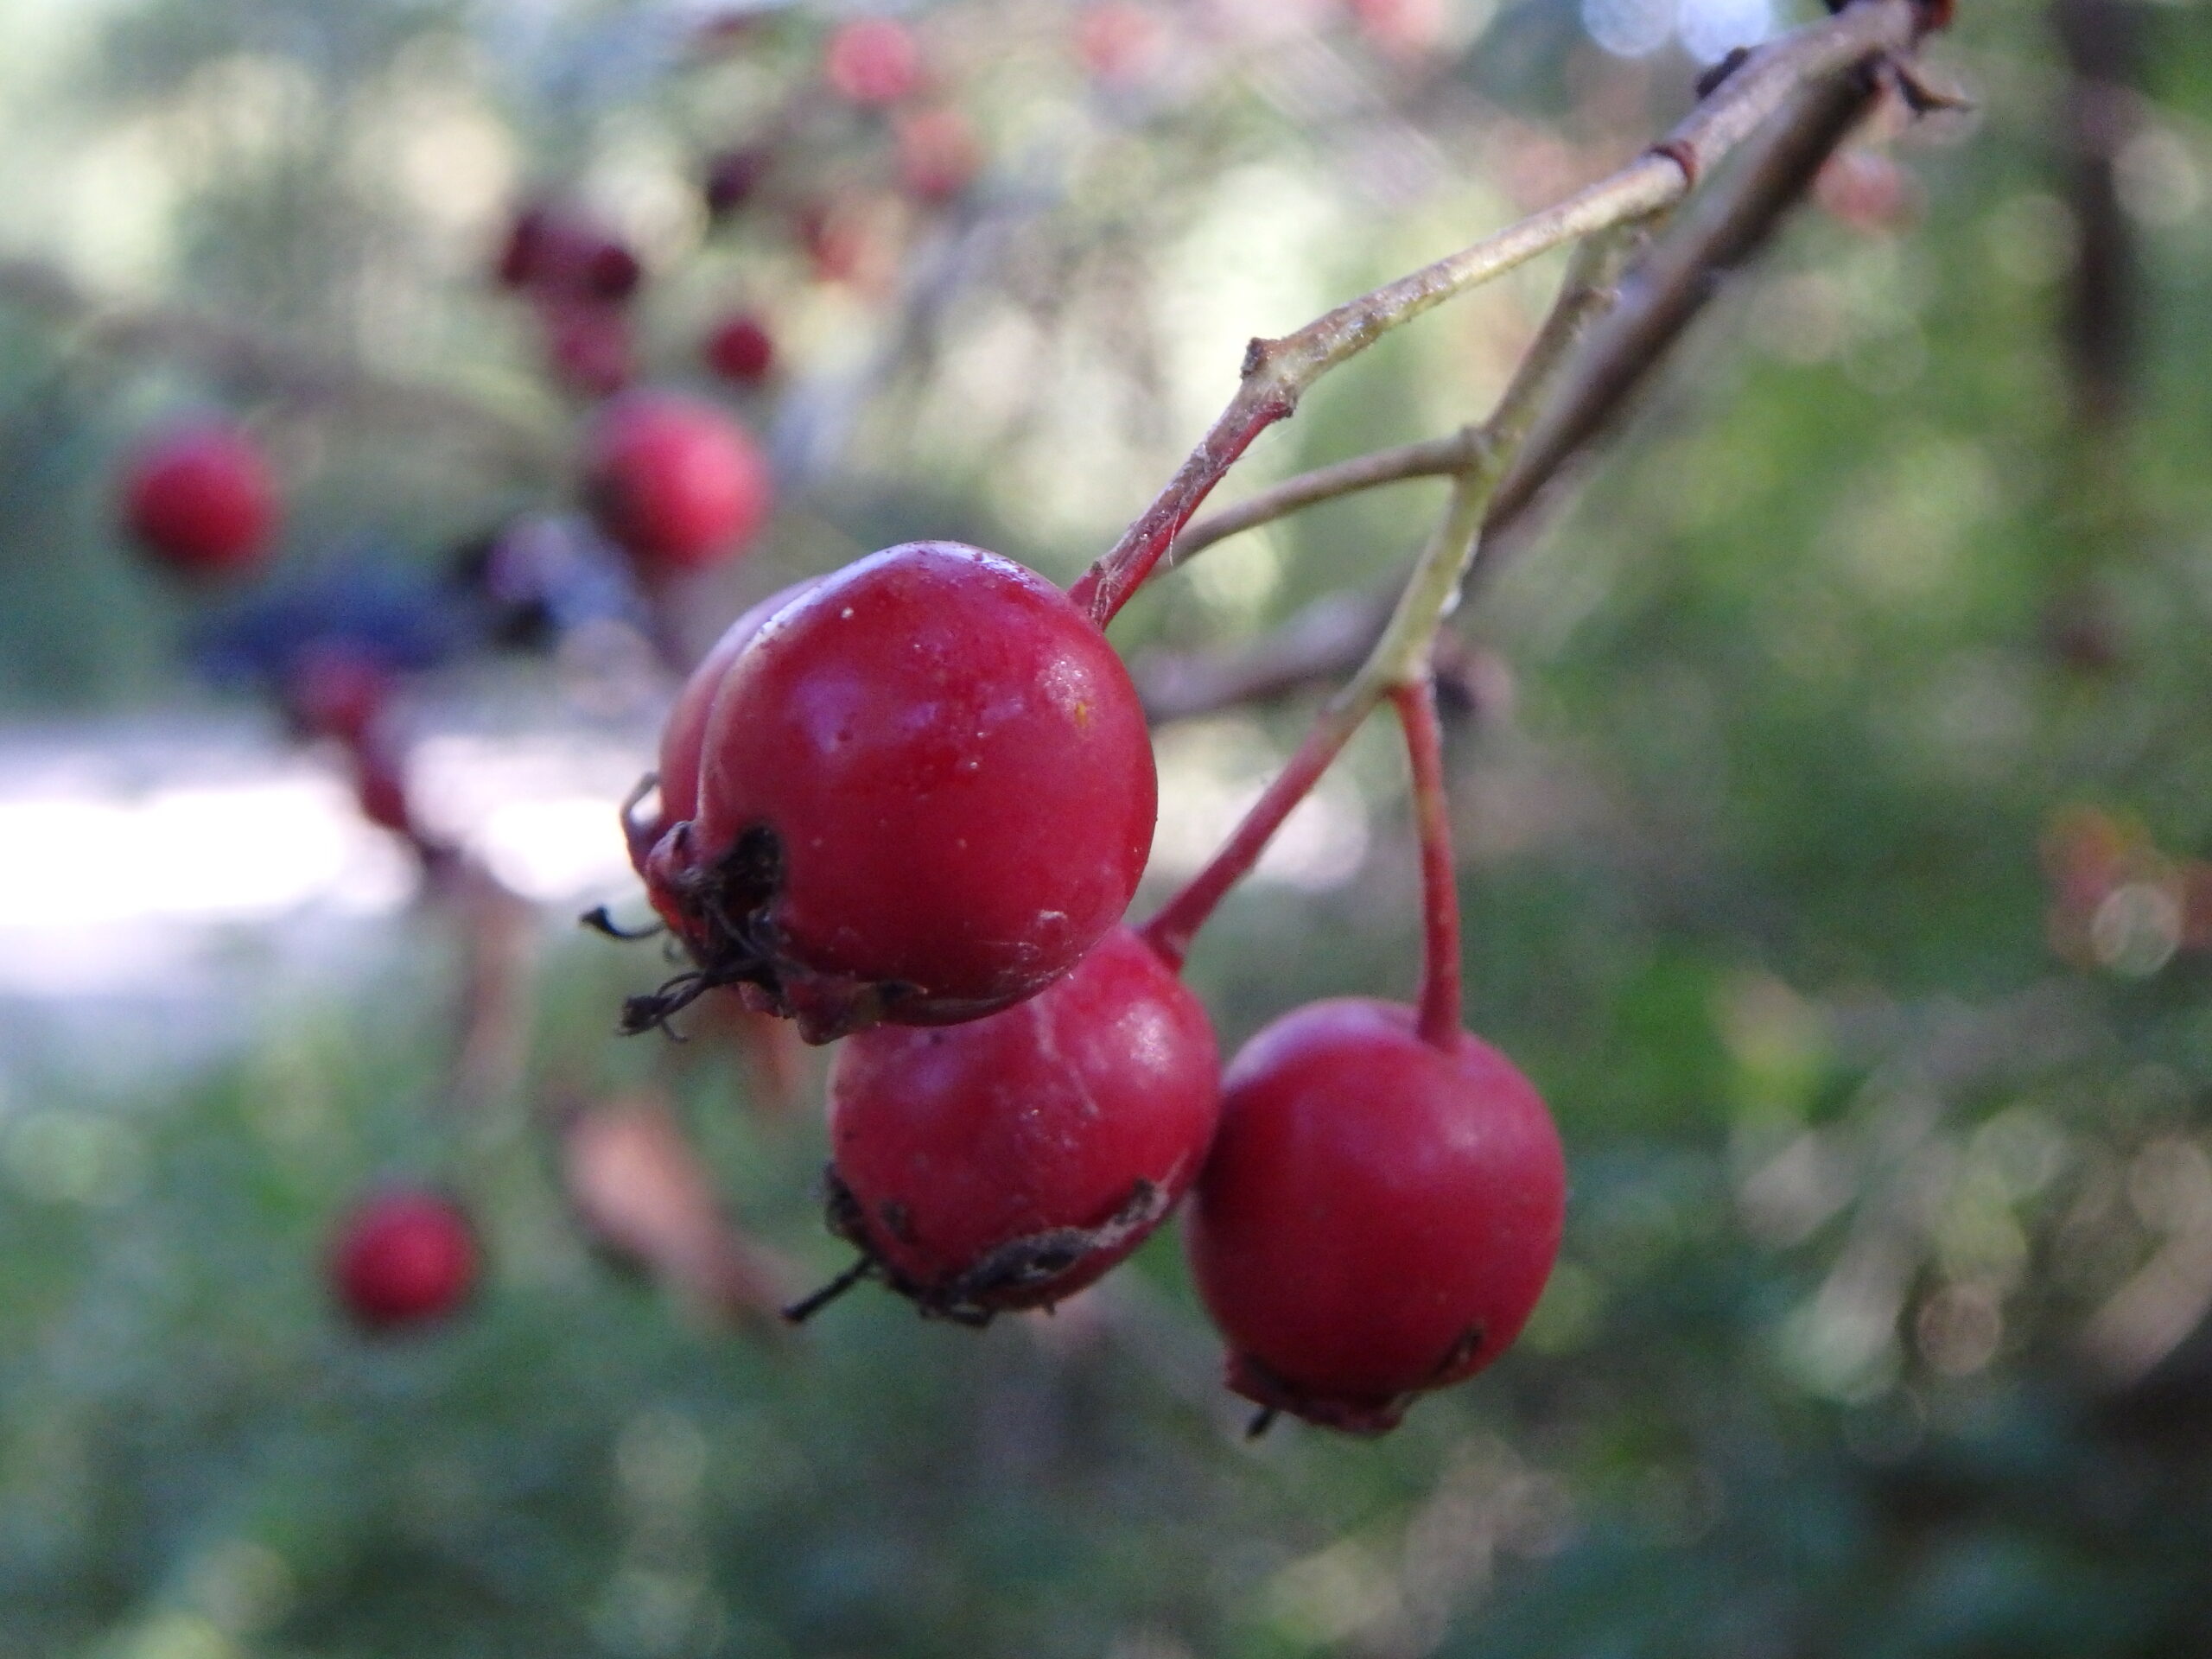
(1140, 700, 1365, 970)
(1391, 677, 1462, 1049)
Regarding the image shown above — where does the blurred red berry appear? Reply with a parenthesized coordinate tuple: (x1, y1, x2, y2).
(1814, 149, 1915, 233)
(1077, 2, 1163, 85)
(329, 1188, 479, 1332)
(794, 200, 873, 286)
(582, 391, 774, 575)
(895, 106, 982, 203)
(1346, 0, 1446, 56)
(120, 422, 279, 578)
(703, 312, 776, 385)
(825, 17, 924, 106)
(493, 203, 642, 303)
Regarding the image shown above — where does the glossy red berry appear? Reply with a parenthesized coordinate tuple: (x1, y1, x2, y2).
(635, 541, 1156, 1042)
(582, 391, 773, 575)
(1185, 998, 1565, 1434)
(120, 422, 279, 577)
(824, 17, 923, 106)
(329, 1188, 479, 1331)
(703, 312, 775, 385)
(817, 927, 1218, 1320)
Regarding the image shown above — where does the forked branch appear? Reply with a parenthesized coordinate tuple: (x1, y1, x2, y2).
(1067, 0, 1937, 628)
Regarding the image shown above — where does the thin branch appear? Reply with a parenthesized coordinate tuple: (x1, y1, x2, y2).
(1131, 60, 1894, 722)
(0, 255, 563, 480)
(1393, 677, 1461, 1048)
(1141, 220, 1685, 952)
(1170, 429, 1480, 566)
(1066, 0, 1931, 627)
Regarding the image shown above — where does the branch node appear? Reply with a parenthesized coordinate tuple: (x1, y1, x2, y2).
(1695, 47, 1752, 99)
(1649, 138, 1700, 188)
(1886, 56, 1973, 118)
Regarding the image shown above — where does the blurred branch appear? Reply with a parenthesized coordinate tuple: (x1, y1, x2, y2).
(558, 1090, 797, 1335)
(1135, 586, 1507, 724)
(1135, 55, 1892, 722)
(2054, 0, 2140, 431)
(0, 254, 563, 480)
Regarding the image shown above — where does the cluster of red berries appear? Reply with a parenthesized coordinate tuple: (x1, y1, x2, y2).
(113, 5, 1573, 1389)
(615, 538, 1567, 1435)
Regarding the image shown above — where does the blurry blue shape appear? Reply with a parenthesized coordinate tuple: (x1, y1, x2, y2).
(188, 544, 479, 692)
(474, 512, 647, 643)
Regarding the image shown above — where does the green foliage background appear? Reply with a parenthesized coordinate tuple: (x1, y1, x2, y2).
(6, 0, 2212, 1656)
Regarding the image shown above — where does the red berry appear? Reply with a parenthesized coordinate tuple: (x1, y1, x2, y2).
(120, 422, 279, 577)
(824, 17, 923, 106)
(703, 312, 776, 385)
(329, 1188, 479, 1331)
(636, 541, 1156, 1042)
(1185, 998, 1565, 1434)
(821, 926, 1218, 1319)
(894, 106, 982, 204)
(582, 391, 773, 575)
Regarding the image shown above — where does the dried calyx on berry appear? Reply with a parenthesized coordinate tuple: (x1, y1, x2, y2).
(620, 541, 1157, 1043)
(790, 925, 1219, 1324)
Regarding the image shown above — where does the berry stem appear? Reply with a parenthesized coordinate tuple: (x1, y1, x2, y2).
(1067, 0, 1934, 629)
(1142, 226, 1643, 964)
(1141, 696, 1368, 971)
(1131, 64, 1902, 723)
(1393, 677, 1461, 1050)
